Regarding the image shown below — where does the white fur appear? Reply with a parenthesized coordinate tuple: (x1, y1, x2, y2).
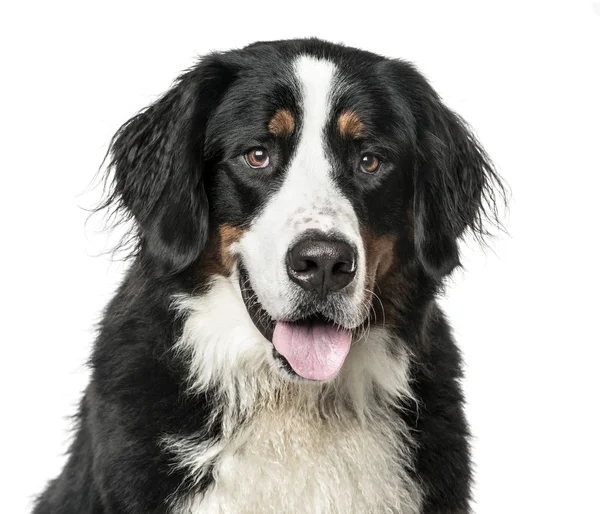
(169, 274, 422, 514)
(235, 55, 367, 328)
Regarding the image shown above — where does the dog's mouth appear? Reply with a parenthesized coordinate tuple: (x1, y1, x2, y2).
(239, 266, 352, 381)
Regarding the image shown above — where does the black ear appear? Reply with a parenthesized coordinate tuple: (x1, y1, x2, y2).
(106, 56, 235, 272)
(413, 88, 503, 278)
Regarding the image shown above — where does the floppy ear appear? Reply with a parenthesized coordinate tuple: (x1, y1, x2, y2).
(413, 89, 502, 278)
(107, 56, 235, 272)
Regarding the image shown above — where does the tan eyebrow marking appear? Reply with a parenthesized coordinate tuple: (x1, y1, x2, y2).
(268, 109, 295, 137)
(338, 111, 365, 139)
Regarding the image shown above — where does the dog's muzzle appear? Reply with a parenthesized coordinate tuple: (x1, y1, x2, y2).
(239, 232, 361, 382)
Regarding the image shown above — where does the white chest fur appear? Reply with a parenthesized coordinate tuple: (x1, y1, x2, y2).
(170, 282, 423, 514)
(173, 393, 421, 514)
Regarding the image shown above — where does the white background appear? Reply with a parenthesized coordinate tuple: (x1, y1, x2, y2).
(2, 1, 599, 512)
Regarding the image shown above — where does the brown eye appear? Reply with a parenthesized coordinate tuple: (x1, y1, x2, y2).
(360, 154, 380, 174)
(245, 148, 270, 169)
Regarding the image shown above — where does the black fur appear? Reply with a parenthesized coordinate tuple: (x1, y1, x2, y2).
(35, 38, 504, 513)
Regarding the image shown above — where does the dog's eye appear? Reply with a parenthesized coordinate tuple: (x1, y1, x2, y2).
(245, 148, 270, 169)
(360, 154, 380, 174)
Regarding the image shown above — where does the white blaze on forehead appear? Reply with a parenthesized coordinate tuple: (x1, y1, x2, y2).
(294, 56, 336, 171)
(236, 55, 366, 324)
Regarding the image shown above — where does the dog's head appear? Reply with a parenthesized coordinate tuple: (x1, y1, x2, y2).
(106, 39, 503, 382)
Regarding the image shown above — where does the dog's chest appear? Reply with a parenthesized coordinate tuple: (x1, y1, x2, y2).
(179, 409, 420, 514)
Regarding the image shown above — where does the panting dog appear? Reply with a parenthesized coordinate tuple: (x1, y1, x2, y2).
(35, 38, 504, 514)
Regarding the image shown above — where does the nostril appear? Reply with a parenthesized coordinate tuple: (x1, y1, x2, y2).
(287, 251, 318, 273)
(303, 259, 319, 272)
(332, 260, 353, 275)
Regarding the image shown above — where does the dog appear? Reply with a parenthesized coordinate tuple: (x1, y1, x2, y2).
(34, 38, 504, 514)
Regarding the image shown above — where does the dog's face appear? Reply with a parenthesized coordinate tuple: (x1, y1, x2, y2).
(108, 39, 500, 382)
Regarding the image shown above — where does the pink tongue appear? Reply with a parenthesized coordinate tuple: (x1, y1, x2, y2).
(272, 321, 352, 381)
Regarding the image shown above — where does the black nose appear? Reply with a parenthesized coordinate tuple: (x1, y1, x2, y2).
(287, 237, 357, 294)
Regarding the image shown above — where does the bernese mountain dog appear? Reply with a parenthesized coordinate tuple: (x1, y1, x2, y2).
(34, 38, 504, 514)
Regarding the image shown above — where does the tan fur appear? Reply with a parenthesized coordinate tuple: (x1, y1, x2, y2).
(359, 228, 419, 334)
(362, 229, 396, 282)
(268, 109, 295, 137)
(338, 111, 364, 139)
(361, 228, 397, 309)
(198, 224, 244, 277)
